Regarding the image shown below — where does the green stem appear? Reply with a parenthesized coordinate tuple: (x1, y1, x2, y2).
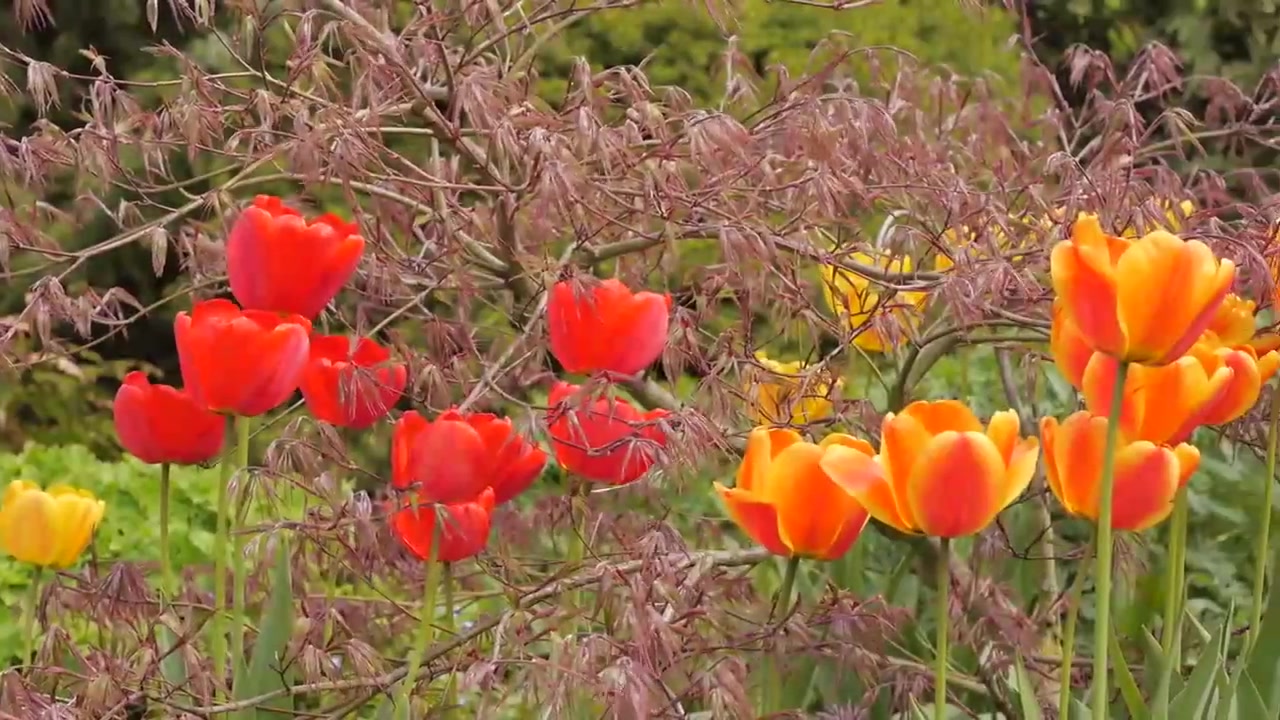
(159, 462, 173, 598)
(1058, 535, 1095, 718)
(935, 538, 950, 720)
(443, 562, 457, 711)
(22, 568, 42, 670)
(1161, 488, 1189, 658)
(775, 554, 802, 619)
(1249, 381, 1280, 652)
(230, 415, 252, 673)
(1092, 360, 1129, 717)
(211, 414, 234, 684)
(398, 518, 443, 720)
(567, 480, 589, 631)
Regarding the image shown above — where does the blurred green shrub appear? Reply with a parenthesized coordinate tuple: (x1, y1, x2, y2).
(536, 0, 1023, 104)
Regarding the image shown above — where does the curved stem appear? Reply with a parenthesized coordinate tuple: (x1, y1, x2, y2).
(935, 538, 951, 720)
(398, 517, 443, 720)
(1161, 489, 1189, 658)
(1092, 360, 1129, 717)
(1058, 535, 1095, 718)
(211, 414, 234, 684)
(1249, 381, 1280, 652)
(159, 462, 173, 597)
(23, 568, 43, 670)
(230, 415, 252, 672)
(566, 479, 589, 633)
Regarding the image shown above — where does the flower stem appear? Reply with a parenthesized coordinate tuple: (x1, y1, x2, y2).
(443, 562, 457, 711)
(1161, 488, 1189, 659)
(211, 414, 234, 684)
(1058, 534, 1095, 718)
(774, 554, 802, 619)
(22, 568, 42, 671)
(230, 414, 252, 673)
(1092, 360, 1129, 717)
(159, 462, 173, 598)
(935, 538, 950, 720)
(398, 517, 443, 720)
(1249, 381, 1280, 652)
(566, 479, 589, 632)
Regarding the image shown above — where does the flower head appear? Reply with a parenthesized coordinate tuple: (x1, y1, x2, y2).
(1041, 412, 1199, 531)
(300, 335, 407, 430)
(714, 428, 869, 559)
(746, 352, 840, 426)
(392, 409, 546, 506)
(820, 400, 1039, 538)
(0, 481, 106, 568)
(1050, 213, 1234, 365)
(546, 382, 669, 485)
(226, 195, 366, 319)
(547, 278, 671, 377)
(819, 251, 943, 353)
(390, 488, 494, 563)
(175, 299, 311, 417)
(113, 371, 225, 465)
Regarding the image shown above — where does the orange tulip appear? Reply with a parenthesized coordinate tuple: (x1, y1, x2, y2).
(547, 278, 672, 377)
(820, 400, 1039, 538)
(1205, 293, 1280, 356)
(713, 428, 869, 559)
(1050, 299, 1092, 388)
(1041, 412, 1199, 531)
(226, 195, 366, 320)
(1050, 213, 1234, 365)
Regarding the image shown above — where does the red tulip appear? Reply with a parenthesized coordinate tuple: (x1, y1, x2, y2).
(226, 195, 366, 319)
(391, 410, 547, 505)
(299, 335, 406, 430)
(113, 372, 226, 464)
(546, 382, 669, 485)
(175, 299, 311, 417)
(390, 488, 494, 563)
(547, 278, 672, 377)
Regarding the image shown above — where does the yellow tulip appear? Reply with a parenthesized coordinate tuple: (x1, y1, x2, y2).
(1118, 199, 1195, 238)
(0, 481, 105, 568)
(746, 352, 840, 426)
(819, 251, 946, 353)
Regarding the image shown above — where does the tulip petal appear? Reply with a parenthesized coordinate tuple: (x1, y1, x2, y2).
(0, 484, 57, 566)
(880, 412, 937, 529)
(714, 484, 791, 557)
(905, 432, 1008, 537)
(737, 427, 802, 493)
(1051, 216, 1128, 357)
(1115, 232, 1234, 364)
(766, 442, 866, 558)
(820, 446, 912, 534)
(1106, 443, 1182, 532)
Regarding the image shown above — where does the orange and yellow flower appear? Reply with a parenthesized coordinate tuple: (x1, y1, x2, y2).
(714, 428, 870, 560)
(1050, 213, 1234, 366)
(746, 352, 840, 426)
(1041, 412, 1199, 531)
(819, 400, 1039, 538)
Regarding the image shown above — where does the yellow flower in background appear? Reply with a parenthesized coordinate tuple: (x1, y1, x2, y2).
(747, 352, 841, 426)
(819, 251, 946, 353)
(0, 481, 105, 568)
(1118, 199, 1195, 238)
(942, 214, 1052, 260)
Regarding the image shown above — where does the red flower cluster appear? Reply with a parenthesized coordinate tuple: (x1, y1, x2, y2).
(110, 195, 676, 565)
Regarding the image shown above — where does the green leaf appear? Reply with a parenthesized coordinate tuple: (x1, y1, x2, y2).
(230, 536, 296, 720)
(1011, 651, 1045, 720)
(1170, 616, 1228, 720)
(1234, 670, 1269, 719)
(1109, 625, 1149, 719)
(157, 615, 189, 703)
(1246, 539, 1280, 715)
